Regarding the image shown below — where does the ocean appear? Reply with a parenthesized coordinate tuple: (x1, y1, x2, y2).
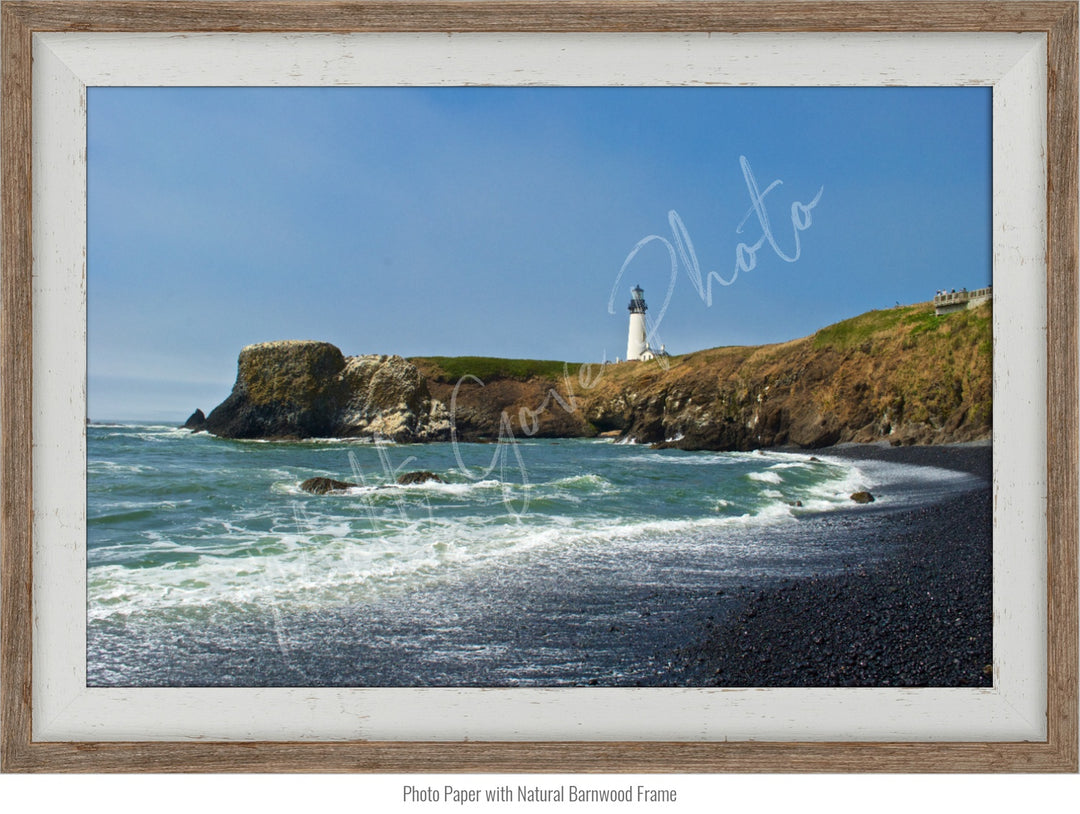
(87, 423, 982, 686)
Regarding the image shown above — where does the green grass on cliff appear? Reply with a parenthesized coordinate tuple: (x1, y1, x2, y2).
(807, 301, 992, 435)
(411, 356, 583, 384)
(812, 302, 990, 351)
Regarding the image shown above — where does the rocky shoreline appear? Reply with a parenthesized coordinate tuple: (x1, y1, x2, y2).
(665, 442, 992, 687)
(88, 436, 992, 688)
(188, 300, 991, 449)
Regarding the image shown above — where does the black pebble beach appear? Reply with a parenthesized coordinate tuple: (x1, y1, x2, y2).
(668, 442, 992, 688)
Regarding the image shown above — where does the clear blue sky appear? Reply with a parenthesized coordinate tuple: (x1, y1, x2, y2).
(88, 86, 991, 421)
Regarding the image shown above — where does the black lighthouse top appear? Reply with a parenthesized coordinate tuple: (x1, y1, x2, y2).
(628, 285, 648, 314)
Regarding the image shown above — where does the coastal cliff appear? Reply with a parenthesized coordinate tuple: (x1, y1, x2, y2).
(581, 302, 992, 450)
(202, 341, 450, 441)
(197, 301, 991, 449)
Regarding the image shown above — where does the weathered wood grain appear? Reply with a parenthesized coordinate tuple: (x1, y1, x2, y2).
(1, 1, 1077, 33)
(1, 0, 35, 777)
(2, 0, 1077, 773)
(0, 738, 1076, 774)
(1045, 0, 1080, 776)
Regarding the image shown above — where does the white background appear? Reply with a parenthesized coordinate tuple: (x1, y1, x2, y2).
(0, 772, 1078, 812)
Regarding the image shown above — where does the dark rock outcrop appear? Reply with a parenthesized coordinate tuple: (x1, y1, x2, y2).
(396, 471, 444, 485)
(205, 341, 347, 439)
(203, 341, 451, 442)
(182, 408, 207, 431)
(300, 477, 357, 495)
(850, 491, 875, 504)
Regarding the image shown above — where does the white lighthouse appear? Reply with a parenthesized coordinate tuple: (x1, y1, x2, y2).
(626, 285, 649, 361)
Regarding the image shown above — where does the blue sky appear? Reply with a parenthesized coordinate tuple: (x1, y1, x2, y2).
(88, 86, 991, 421)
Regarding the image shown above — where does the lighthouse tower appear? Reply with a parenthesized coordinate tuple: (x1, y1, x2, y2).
(626, 285, 649, 361)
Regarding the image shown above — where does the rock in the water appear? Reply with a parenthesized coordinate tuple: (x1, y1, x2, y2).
(850, 490, 875, 504)
(300, 477, 357, 495)
(204, 341, 347, 439)
(182, 408, 207, 430)
(202, 341, 449, 442)
(396, 471, 444, 485)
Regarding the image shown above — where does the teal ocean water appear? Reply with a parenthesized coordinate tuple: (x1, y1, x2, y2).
(87, 423, 979, 686)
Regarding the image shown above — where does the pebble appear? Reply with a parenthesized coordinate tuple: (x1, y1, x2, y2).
(669, 444, 993, 687)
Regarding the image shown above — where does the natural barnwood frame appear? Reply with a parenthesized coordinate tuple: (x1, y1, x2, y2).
(1, 1, 1076, 772)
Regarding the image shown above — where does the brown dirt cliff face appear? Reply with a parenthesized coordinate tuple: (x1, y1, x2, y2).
(200, 302, 991, 449)
(413, 361, 593, 442)
(577, 302, 992, 450)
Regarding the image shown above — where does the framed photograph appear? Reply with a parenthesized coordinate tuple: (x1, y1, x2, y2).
(2, 1, 1076, 773)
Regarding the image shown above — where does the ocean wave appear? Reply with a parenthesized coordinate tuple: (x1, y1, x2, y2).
(88, 460, 154, 475)
(611, 451, 739, 466)
(274, 477, 511, 499)
(395, 478, 506, 495)
(90, 422, 182, 431)
(547, 473, 614, 491)
(98, 428, 194, 443)
(746, 470, 783, 484)
(86, 430, 981, 624)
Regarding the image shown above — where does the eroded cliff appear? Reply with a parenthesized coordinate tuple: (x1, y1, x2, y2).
(203, 341, 450, 441)
(198, 301, 991, 450)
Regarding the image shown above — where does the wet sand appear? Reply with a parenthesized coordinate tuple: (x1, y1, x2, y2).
(665, 442, 992, 687)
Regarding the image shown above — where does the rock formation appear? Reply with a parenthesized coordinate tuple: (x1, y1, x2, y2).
(204, 341, 450, 442)
(200, 302, 991, 451)
(299, 477, 357, 495)
(578, 302, 992, 451)
(182, 408, 207, 431)
(396, 471, 445, 485)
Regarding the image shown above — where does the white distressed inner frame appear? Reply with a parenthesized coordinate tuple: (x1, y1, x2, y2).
(31, 32, 1048, 742)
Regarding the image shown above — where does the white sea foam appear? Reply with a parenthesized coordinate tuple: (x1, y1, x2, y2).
(89, 460, 154, 474)
(807, 455, 980, 507)
(613, 452, 742, 467)
(747, 470, 783, 484)
(89, 503, 812, 620)
(87, 430, 984, 624)
(398, 478, 506, 496)
(101, 428, 193, 443)
(547, 473, 615, 492)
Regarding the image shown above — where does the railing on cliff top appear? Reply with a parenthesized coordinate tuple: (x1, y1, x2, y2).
(933, 286, 993, 313)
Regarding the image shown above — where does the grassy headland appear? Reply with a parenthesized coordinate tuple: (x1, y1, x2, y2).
(418, 300, 992, 449)
(199, 300, 991, 448)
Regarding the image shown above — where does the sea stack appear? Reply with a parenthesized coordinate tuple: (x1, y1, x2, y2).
(203, 340, 451, 442)
(182, 408, 207, 431)
(204, 341, 348, 439)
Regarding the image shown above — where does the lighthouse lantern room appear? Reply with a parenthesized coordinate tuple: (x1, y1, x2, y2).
(626, 285, 648, 361)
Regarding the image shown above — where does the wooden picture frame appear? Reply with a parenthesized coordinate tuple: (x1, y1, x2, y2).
(2, 0, 1076, 773)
